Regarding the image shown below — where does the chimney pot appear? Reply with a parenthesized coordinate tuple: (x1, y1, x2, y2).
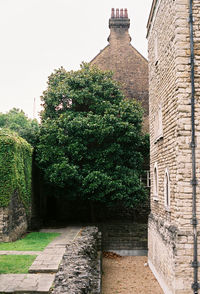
(124, 8, 128, 18)
(116, 8, 119, 18)
(109, 8, 130, 31)
(111, 8, 115, 18)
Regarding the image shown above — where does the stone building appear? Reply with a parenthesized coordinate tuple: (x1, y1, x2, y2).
(147, 0, 200, 293)
(91, 8, 149, 131)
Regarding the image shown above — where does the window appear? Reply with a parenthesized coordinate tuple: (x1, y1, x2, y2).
(153, 163, 158, 201)
(147, 171, 151, 188)
(164, 168, 170, 210)
(154, 104, 163, 142)
(140, 170, 151, 188)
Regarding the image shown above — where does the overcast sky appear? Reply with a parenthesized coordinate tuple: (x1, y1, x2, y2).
(0, 0, 152, 120)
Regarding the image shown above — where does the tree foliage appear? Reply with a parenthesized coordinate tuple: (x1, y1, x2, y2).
(36, 64, 149, 208)
(0, 108, 39, 146)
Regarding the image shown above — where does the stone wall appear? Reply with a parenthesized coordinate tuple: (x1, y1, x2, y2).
(148, 214, 178, 293)
(98, 221, 147, 251)
(147, 0, 200, 293)
(52, 227, 101, 294)
(148, 0, 180, 289)
(0, 191, 28, 242)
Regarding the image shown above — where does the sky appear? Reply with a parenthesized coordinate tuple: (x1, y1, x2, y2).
(0, 0, 152, 120)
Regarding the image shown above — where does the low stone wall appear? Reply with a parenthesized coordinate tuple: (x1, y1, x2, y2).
(0, 191, 28, 242)
(148, 214, 177, 294)
(98, 221, 147, 250)
(52, 227, 101, 294)
(148, 213, 195, 294)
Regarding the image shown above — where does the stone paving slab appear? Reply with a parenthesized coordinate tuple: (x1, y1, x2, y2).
(40, 227, 81, 246)
(0, 226, 82, 293)
(0, 251, 41, 255)
(29, 226, 81, 273)
(0, 273, 55, 293)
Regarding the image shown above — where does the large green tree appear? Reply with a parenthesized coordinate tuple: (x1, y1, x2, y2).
(36, 64, 148, 208)
(0, 108, 39, 146)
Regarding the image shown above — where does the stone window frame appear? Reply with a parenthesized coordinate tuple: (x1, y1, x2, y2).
(153, 162, 159, 201)
(164, 168, 171, 211)
(154, 104, 163, 143)
(147, 170, 151, 188)
(140, 170, 151, 188)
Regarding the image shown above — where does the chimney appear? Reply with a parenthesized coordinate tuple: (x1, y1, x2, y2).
(108, 8, 131, 43)
(109, 8, 130, 29)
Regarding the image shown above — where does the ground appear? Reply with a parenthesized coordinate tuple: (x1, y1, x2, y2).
(102, 254, 164, 294)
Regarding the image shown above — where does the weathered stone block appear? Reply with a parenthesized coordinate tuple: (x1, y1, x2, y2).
(147, 0, 200, 292)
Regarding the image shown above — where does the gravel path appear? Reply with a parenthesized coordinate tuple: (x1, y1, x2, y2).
(102, 255, 164, 294)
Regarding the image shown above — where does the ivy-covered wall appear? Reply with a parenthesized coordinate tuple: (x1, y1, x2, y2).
(0, 129, 33, 241)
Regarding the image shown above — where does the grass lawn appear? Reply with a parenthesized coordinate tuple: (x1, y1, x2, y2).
(0, 232, 60, 251)
(0, 255, 37, 274)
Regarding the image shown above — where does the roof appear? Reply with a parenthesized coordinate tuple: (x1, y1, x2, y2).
(90, 45, 110, 64)
(90, 43, 148, 65)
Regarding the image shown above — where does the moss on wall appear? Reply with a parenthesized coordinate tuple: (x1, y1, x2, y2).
(0, 129, 33, 213)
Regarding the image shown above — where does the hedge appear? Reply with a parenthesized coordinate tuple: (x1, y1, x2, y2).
(0, 129, 33, 213)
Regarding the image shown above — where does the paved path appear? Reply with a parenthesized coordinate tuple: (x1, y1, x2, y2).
(0, 250, 41, 255)
(29, 226, 80, 273)
(0, 274, 55, 293)
(0, 226, 82, 293)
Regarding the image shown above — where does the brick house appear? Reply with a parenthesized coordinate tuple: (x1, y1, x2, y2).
(147, 0, 200, 293)
(91, 8, 149, 132)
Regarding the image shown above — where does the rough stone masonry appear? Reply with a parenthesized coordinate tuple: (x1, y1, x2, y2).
(51, 227, 101, 294)
(147, 0, 200, 293)
(0, 191, 28, 242)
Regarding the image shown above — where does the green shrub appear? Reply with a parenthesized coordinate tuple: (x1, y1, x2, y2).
(0, 129, 33, 213)
(36, 64, 149, 208)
